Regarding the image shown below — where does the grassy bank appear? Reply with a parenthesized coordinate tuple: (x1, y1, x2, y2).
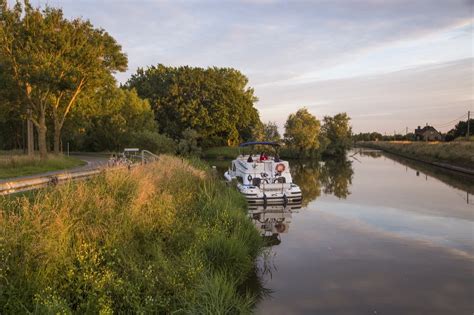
(360, 141, 474, 171)
(0, 152, 85, 179)
(0, 155, 263, 313)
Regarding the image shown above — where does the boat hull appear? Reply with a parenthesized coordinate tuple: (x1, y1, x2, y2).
(237, 182, 302, 208)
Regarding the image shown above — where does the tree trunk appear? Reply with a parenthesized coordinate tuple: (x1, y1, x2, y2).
(36, 109, 48, 159)
(37, 124, 47, 159)
(53, 123, 61, 154)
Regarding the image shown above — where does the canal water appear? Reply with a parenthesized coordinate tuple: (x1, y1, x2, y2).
(210, 148, 474, 314)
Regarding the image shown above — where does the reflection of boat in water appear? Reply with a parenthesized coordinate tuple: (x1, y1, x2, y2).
(224, 142, 302, 207)
(249, 203, 301, 246)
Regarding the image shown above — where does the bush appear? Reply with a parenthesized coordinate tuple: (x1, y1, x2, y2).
(128, 130, 177, 154)
(177, 128, 202, 156)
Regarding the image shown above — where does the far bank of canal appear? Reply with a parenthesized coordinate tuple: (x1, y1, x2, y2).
(209, 148, 474, 314)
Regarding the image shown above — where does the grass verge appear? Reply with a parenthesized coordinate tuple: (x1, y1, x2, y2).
(0, 153, 85, 179)
(0, 155, 263, 313)
(360, 141, 474, 171)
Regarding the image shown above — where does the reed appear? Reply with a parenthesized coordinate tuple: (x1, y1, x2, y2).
(0, 155, 263, 313)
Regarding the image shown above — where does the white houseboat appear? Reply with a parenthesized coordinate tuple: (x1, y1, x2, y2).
(224, 142, 302, 207)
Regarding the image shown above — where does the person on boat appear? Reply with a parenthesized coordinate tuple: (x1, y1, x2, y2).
(247, 154, 253, 162)
(260, 152, 268, 161)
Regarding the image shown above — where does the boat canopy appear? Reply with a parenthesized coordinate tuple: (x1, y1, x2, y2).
(239, 141, 281, 147)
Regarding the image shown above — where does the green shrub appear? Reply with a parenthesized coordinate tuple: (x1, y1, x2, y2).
(128, 130, 177, 154)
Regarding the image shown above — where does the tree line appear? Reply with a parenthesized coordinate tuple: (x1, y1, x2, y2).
(0, 1, 352, 158)
(352, 119, 473, 142)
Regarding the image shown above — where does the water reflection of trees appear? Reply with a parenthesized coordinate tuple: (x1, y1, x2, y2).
(291, 158, 354, 205)
(320, 159, 354, 199)
(355, 149, 383, 158)
(383, 153, 474, 195)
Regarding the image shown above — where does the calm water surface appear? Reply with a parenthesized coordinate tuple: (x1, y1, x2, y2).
(232, 149, 473, 315)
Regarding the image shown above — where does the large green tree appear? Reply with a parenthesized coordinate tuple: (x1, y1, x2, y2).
(0, 52, 23, 150)
(63, 87, 173, 152)
(0, 0, 127, 157)
(321, 113, 352, 156)
(284, 108, 321, 156)
(125, 65, 261, 147)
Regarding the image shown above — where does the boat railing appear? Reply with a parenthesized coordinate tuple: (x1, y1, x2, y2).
(261, 181, 288, 193)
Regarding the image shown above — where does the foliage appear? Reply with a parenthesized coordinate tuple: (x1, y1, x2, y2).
(0, 0, 127, 156)
(128, 130, 177, 155)
(445, 119, 474, 141)
(178, 128, 202, 156)
(186, 272, 254, 314)
(64, 87, 168, 153)
(0, 156, 263, 313)
(0, 153, 85, 178)
(321, 113, 352, 156)
(125, 64, 261, 147)
(201, 146, 241, 159)
(284, 108, 321, 156)
(262, 121, 281, 142)
(352, 132, 383, 142)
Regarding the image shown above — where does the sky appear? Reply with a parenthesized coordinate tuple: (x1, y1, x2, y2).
(16, 0, 474, 133)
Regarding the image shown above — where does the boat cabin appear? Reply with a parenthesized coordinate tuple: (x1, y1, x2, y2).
(229, 152, 293, 187)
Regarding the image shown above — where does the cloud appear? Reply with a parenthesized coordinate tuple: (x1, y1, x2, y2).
(256, 58, 473, 133)
(12, 0, 473, 132)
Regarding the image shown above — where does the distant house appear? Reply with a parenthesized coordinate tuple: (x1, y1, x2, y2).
(414, 125, 443, 141)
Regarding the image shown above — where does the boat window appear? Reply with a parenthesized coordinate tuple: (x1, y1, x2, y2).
(236, 176, 243, 184)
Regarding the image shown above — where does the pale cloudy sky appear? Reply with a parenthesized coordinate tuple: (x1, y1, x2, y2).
(20, 0, 474, 133)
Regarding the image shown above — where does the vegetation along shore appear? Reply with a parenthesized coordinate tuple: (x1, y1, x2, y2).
(0, 156, 264, 313)
(359, 141, 474, 174)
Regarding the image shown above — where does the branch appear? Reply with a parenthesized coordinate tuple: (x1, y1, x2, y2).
(59, 78, 85, 128)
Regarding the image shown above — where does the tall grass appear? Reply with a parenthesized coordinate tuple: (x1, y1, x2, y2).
(0, 153, 85, 179)
(361, 141, 474, 169)
(0, 155, 263, 313)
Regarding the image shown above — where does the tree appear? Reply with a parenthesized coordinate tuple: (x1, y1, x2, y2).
(446, 119, 474, 141)
(177, 128, 201, 156)
(125, 65, 261, 147)
(0, 52, 24, 150)
(64, 87, 160, 152)
(321, 113, 352, 156)
(352, 132, 383, 142)
(262, 121, 281, 142)
(284, 108, 321, 156)
(0, 0, 127, 157)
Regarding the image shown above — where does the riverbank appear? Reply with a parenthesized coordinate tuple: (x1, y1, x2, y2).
(0, 152, 85, 179)
(0, 155, 263, 313)
(359, 141, 474, 175)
